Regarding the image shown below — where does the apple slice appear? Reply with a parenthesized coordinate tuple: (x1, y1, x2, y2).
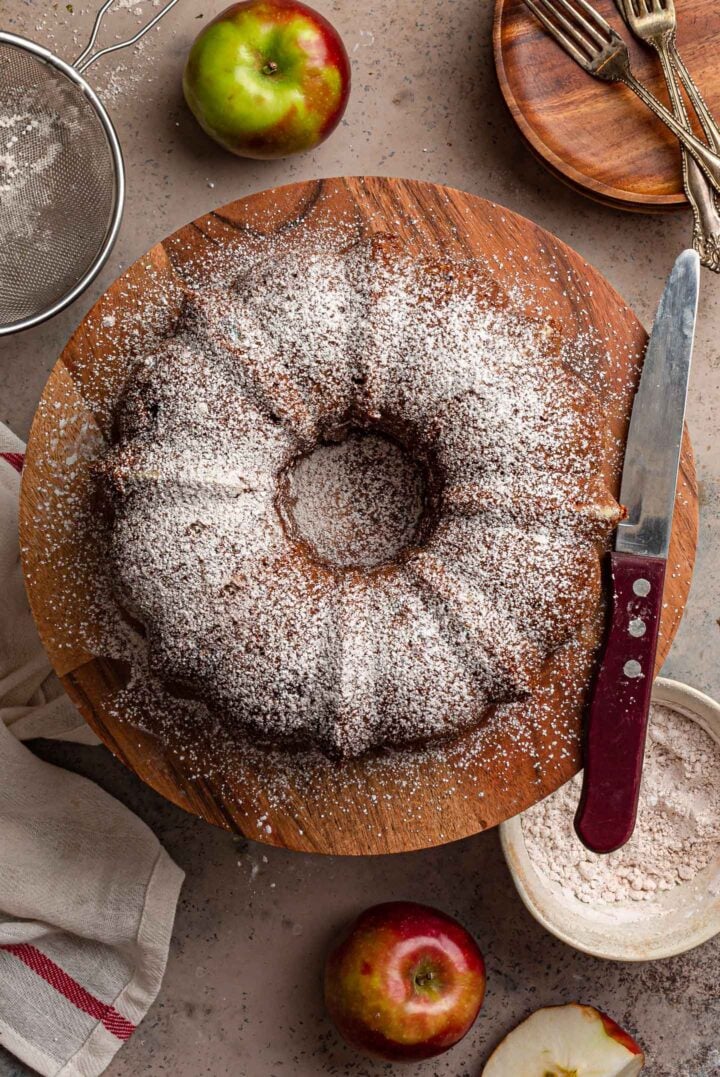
(482, 1003, 644, 1076)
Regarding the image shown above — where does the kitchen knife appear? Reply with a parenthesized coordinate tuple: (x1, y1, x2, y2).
(575, 249, 700, 855)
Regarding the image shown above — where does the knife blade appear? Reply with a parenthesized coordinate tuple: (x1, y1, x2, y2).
(575, 249, 700, 855)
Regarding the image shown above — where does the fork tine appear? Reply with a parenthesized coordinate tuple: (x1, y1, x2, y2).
(536, 0, 603, 55)
(523, 0, 593, 68)
(560, 0, 614, 43)
(616, 0, 636, 20)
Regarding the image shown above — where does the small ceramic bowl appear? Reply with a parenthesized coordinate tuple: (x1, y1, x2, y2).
(500, 677, 720, 961)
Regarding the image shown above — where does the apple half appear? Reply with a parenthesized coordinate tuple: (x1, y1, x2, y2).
(482, 1003, 644, 1076)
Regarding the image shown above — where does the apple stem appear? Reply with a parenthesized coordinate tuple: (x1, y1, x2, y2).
(263, 60, 279, 75)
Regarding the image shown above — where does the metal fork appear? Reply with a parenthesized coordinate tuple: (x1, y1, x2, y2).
(523, 0, 720, 198)
(619, 0, 720, 154)
(616, 0, 720, 271)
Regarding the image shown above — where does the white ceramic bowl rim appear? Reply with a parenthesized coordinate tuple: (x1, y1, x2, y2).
(500, 677, 720, 962)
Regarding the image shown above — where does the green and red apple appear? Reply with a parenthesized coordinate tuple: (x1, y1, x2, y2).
(482, 1003, 645, 1076)
(324, 901, 486, 1062)
(183, 0, 350, 158)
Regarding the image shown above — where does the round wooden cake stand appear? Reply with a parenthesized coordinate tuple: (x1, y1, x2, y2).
(20, 177, 698, 855)
(494, 0, 720, 212)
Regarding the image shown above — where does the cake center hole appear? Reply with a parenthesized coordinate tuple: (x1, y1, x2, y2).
(282, 432, 426, 569)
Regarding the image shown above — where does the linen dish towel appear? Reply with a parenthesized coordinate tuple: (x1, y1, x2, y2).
(0, 422, 184, 1077)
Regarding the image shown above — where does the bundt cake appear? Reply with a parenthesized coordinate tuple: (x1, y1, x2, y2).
(101, 236, 622, 758)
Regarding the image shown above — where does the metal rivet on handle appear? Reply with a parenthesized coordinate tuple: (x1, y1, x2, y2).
(623, 659, 643, 678)
(629, 618, 646, 638)
(633, 578, 651, 597)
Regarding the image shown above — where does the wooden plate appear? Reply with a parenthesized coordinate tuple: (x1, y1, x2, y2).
(20, 177, 698, 855)
(493, 0, 720, 212)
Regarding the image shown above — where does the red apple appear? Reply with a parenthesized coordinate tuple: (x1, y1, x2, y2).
(324, 901, 486, 1062)
(183, 0, 350, 159)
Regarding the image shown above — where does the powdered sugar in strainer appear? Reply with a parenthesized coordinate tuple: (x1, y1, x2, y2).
(0, 0, 180, 336)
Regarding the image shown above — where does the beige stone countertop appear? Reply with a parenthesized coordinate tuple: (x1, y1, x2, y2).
(1, 1, 719, 1075)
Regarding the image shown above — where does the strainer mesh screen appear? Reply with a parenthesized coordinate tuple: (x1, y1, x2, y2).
(0, 43, 117, 329)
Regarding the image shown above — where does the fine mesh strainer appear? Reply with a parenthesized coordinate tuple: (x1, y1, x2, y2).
(0, 0, 180, 336)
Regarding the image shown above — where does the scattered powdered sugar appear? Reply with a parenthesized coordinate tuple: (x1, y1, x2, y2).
(113, 0, 162, 9)
(18, 0, 173, 107)
(0, 112, 62, 209)
(522, 703, 720, 906)
(97, 236, 621, 758)
(282, 432, 426, 569)
(0, 58, 117, 322)
(21, 208, 649, 836)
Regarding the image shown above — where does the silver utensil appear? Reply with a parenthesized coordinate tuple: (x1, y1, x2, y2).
(522, 0, 720, 198)
(615, 0, 720, 150)
(0, 0, 180, 337)
(575, 248, 700, 854)
(616, 0, 720, 272)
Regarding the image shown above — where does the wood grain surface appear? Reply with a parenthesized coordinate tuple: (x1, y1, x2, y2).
(19, 177, 698, 855)
(493, 0, 720, 212)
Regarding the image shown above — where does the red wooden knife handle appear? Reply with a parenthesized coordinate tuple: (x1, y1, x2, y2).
(574, 551, 666, 854)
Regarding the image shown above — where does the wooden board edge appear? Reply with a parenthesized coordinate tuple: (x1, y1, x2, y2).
(20, 178, 701, 855)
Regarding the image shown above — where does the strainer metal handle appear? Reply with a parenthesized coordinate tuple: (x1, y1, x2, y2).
(75, 0, 182, 74)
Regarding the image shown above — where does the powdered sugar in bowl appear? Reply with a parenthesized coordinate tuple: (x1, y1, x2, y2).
(500, 678, 720, 961)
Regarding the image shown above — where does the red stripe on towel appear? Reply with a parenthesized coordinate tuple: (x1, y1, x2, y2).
(0, 943, 135, 1040)
(0, 452, 24, 473)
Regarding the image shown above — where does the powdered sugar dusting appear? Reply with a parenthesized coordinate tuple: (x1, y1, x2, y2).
(283, 433, 426, 568)
(97, 236, 620, 759)
(0, 113, 61, 206)
(21, 205, 647, 840)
